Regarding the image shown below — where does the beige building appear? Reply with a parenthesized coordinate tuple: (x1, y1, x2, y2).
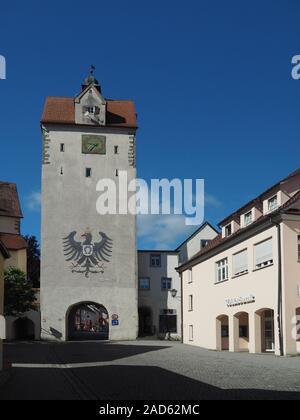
(179, 169, 300, 356)
(0, 240, 9, 370)
(138, 223, 217, 339)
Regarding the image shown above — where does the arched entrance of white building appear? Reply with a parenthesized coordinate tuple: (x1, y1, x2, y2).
(66, 302, 109, 341)
(255, 308, 275, 353)
(13, 317, 35, 340)
(216, 315, 229, 351)
(233, 312, 249, 352)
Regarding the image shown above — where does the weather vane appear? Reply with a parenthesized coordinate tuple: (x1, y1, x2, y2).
(90, 64, 96, 75)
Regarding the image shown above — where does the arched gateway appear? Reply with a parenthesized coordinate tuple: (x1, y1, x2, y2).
(66, 302, 109, 341)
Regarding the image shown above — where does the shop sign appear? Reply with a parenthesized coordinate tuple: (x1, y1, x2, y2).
(225, 294, 255, 307)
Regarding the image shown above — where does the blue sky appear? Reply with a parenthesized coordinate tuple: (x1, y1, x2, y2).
(1, 0, 300, 249)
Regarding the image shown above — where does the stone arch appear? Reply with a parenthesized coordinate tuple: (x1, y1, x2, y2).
(216, 314, 229, 351)
(66, 301, 109, 341)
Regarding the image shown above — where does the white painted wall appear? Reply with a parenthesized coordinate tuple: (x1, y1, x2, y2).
(138, 252, 181, 340)
(41, 123, 138, 341)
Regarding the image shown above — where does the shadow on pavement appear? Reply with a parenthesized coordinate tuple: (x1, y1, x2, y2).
(1, 365, 300, 400)
(4, 342, 170, 365)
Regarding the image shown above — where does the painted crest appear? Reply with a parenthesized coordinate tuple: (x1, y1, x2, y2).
(63, 229, 113, 278)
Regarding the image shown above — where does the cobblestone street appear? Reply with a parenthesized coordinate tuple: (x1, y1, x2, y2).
(1, 340, 300, 400)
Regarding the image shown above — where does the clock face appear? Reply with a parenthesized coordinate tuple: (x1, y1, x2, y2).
(82, 135, 106, 154)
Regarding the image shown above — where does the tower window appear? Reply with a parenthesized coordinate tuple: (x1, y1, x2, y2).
(86, 168, 92, 178)
(114, 146, 119, 154)
(115, 169, 119, 177)
(60, 167, 63, 175)
(60, 143, 65, 152)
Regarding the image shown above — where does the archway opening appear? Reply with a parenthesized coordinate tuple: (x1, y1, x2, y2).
(234, 312, 249, 352)
(255, 308, 275, 353)
(67, 302, 109, 341)
(13, 317, 35, 340)
(138, 307, 153, 337)
(216, 315, 229, 351)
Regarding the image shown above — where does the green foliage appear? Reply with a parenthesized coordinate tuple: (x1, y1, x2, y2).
(24, 235, 40, 288)
(4, 267, 37, 316)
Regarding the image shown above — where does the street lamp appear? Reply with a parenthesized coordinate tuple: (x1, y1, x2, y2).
(170, 288, 178, 298)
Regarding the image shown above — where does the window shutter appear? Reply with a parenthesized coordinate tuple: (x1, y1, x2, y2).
(233, 250, 248, 274)
(255, 239, 273, 265)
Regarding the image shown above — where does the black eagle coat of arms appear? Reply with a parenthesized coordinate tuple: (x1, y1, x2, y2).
(63, 230, 113, 277)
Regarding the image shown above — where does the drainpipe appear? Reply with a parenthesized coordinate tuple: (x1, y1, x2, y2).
(271, 217, 284, 356)
(180, 272, 183, 343)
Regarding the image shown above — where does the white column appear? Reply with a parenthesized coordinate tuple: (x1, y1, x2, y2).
(229, 315, 239, 352)
(249, 311, 261, 354)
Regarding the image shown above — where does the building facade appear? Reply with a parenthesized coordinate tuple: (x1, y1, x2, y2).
(138, 223, 217, 339)
(40, 72, 138, 341)
(0, 182, 40, 341)
(179, 169, 300, 356)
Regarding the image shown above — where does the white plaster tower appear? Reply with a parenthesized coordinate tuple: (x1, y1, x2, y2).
(40, 69, 138, 341)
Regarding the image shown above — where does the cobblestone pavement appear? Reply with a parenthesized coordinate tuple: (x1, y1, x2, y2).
(1, 340, 300, 400)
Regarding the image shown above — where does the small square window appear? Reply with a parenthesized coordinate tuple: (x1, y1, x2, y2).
(139, 277, 150, 290)
(161, 277, 172, 290)
(150, 254, 161, 267)
(60, 143, 65, 152)
(86, 168, 92, 178)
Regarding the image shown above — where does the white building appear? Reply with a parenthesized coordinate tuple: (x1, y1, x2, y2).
(179, 169, 300, 356)
(40, 71, 138, 341)
(138, 223, 217, 339)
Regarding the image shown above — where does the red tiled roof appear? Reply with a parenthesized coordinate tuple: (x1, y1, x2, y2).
(0, 233, 27, 251)
(218, 167, 300, 227)
(0, 182, 23, 218)
(41, 97, 137, 128)
(178, 189, 300, 270)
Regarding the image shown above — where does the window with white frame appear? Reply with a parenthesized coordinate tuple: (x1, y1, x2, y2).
(225, 224, 232, 237)
(189, 325, 194, 341)
(161, 277, 172, 290)
(254, 238, 273, 269)
(244, 211, 252, 227)
(268, 195, 278, 212)
(233, 249, 248, 276)
(188, 295, 193, 311)
(139, 277, 150, 290)
(216, 258, 228, 283)
(187, 269, 193, 283)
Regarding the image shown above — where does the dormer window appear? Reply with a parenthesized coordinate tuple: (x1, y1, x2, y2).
(244, 211, 252, 227)
(268, 195, 278, 212)
(225, 224, 232, 237)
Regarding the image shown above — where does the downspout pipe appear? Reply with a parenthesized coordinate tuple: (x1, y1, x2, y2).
(271, 217, 284, 356)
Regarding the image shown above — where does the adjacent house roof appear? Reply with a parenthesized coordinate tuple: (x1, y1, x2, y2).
(0, 182, 23, 218)
(175, 222, 219, 251)
(218, 167, 300, 227)
(41, 96, 138, 128)
(0, 233, 27, 251)
(177, 189, 300, 271)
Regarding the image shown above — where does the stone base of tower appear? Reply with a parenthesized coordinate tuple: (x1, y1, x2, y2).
(40, 286, 138, 342)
